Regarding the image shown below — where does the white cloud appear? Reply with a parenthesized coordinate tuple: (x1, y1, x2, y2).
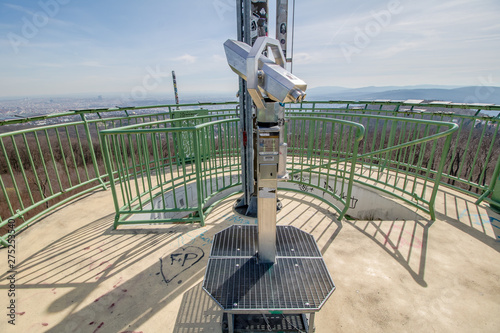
(174, 54, 197, 64)
(293, 52, 313, 64)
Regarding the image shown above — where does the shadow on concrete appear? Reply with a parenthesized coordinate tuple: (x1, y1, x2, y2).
(345, 219, 431, 287)
(173, 282, 222, 333)
(0, 195, 239, 332)
(277, 191, 343, 255)
(40, 207, 234, 332)
(0, 213, 182, 285)
(437, 189, 500, 252)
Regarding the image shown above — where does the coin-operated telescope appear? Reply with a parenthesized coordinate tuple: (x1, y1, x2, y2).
(224, 37, 307, 110)
(224, 37, 307, 263)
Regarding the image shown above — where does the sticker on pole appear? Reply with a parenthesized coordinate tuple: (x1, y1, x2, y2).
(259, 187, 276, 198)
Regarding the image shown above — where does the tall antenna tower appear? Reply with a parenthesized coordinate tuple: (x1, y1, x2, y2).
(172, 70, 180, 110)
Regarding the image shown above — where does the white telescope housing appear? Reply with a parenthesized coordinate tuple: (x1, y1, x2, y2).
(224, 38, 307, 109)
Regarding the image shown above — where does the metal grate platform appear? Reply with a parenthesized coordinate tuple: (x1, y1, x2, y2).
(210, 225, 322, 258)
(222, 313, 307, 332)
(203, 225, 335, 313)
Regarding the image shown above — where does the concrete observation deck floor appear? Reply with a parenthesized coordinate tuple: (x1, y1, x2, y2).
(1, 185, 499, 332)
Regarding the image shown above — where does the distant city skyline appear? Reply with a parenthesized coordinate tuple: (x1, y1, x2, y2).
(0, 0, 499, 99)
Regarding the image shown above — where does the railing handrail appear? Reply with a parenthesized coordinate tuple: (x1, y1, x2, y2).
(0, 101, 239, 126)
(100, 114, 239, 135)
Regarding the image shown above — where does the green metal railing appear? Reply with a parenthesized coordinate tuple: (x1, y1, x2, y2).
(100, 114, 241, 227)
(285, 116, 364, 218)
(0, 102, 237, 246)
(286, 112, 458, 219)
(291, 101, 500, 206)
(0, 100, 498, 246)
(100, 115, 365, 226)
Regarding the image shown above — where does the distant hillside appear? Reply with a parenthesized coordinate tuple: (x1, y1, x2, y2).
(306, 86, 500, 105)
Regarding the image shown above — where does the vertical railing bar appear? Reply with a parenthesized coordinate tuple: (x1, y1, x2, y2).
(411, 123, 431, 199)
(405, 122, 422, 195)
(193, 129, 205, 225)
(445, 117, 465, 176)
(165, 132, 178, 210)
(149, 129, 160, 186)
(119, 134, 134, 209)
(74, 125, 90, 181)
(10, 136, 35, 205)
(404, 121, 419, 191)
(65, 126, 82, 184)
(100, 134, 120, 227)
(227, 122, 234, 187)
(340, 124, 362, 219)
(466, 121, 488, 183)
(108, 135, 125, 209)
(343, 125, 354, 200)
(143, 129, 159, 210)
(210, 122, 218, 192)
(206, 125, 214, 196)
(54, 128, 73, 188)
(318, 120, 327, 188)
(160, 129, 170, 191)
(308, 120, 315, 184)
(325, 122, 335, 191)
(34, 131, 54, 196)
(218, 122, 226, 190)
(478, 122, 499, 187)
(393, 121, 407, 190)
(306, 117, 314, 161)
(0, 170, 15, 217)
(429, 131, 455, 220)
(0, 138, 17, 215)
(115, 134, 130, 209)
(44, 129, 64, 192)
(151, 132, 166, 202)
(455, 118, 475, 179)
(127, 133, 143, 210)
(300, 119, 306, 183)
(135, 132, 147, 195)
(176, 130, 190, 211)
(140, 134, 155, 210)
(22, 133, 43, 201)
(383, 120, 397, 172)
(225, 121, 231, 189)
(201, 126, 208, 198)
(334, 123, 344, 194)
(420, 125, 440, 198)
(377, 118, 389, 180)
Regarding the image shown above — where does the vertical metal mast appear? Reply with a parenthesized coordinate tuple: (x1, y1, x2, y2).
(235, 0, 269, 214)
(171, 70, 180, 110)
(276, 0, 289, 61)
(236, 0, 254, 210)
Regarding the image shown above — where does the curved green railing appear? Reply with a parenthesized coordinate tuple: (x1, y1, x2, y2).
(291, 101, 500, 204)
(0, 103, 237, 246)
(0, 100, 498, 246)
(286, 112, 458, 219)
(100, 115, 365, 227)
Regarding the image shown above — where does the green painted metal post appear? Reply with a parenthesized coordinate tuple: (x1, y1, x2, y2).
(80, 114, 107, 189)
(489, 156, 500, 212)
(193, 129, 205, 226)
(100, 132, 121, 228)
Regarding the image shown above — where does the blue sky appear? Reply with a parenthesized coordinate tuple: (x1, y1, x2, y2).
(0, 0, 499, 98)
